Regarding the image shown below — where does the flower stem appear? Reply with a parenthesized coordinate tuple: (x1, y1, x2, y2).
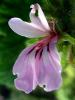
(58, 33, 75, 45)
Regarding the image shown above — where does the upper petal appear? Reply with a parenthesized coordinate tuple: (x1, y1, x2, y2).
(30, 4, 47, 31)
(30, 4, 50, 31)
(8, 18, 47, 38)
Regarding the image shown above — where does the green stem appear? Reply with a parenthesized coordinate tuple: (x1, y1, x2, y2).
(58, 33, 75, 45)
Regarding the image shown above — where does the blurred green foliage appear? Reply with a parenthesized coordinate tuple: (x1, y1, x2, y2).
(0, 0, 75, 100)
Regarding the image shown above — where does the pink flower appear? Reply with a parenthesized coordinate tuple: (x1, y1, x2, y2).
(8, 3, 62, 94)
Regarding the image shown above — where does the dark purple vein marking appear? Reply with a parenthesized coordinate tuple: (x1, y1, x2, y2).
(39, 49, 43, 59)
(35, 49, 40, 58)
(47, 43, 50, 52)
(27, 47, 35, 55)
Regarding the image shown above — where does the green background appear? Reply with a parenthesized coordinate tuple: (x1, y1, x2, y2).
(0, 0, 75, 100)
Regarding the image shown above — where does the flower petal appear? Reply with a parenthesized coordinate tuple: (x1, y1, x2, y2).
(36, 45, 62, 91)
(13, 45, 35, 76)
(43, 46, 62, 91)
(35, 50, 46, 85)
(49, 43, 62, 73)
(8, 18, 47, 38)
(30, 4, 50, 31)
(13, 45, 38, 93)
(30, 4, 48, 32)
(14, 64, 33, 94)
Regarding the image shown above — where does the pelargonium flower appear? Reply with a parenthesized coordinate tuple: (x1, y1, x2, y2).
(8, 3, 62, 94)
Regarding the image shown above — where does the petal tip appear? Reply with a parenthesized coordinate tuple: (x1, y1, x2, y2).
(8, 18, 21, 26)
(30, 4, 34, 8)
(14, 79, 33, 94)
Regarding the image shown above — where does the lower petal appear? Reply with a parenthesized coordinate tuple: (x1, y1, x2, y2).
(13, 45, 35, 77)
(13, 44, 38, 93)
(35, 52, 46, 85)
(14, 54, 34, 93)
(15, 76, 33, 94)
(38, 47, 62, 91)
